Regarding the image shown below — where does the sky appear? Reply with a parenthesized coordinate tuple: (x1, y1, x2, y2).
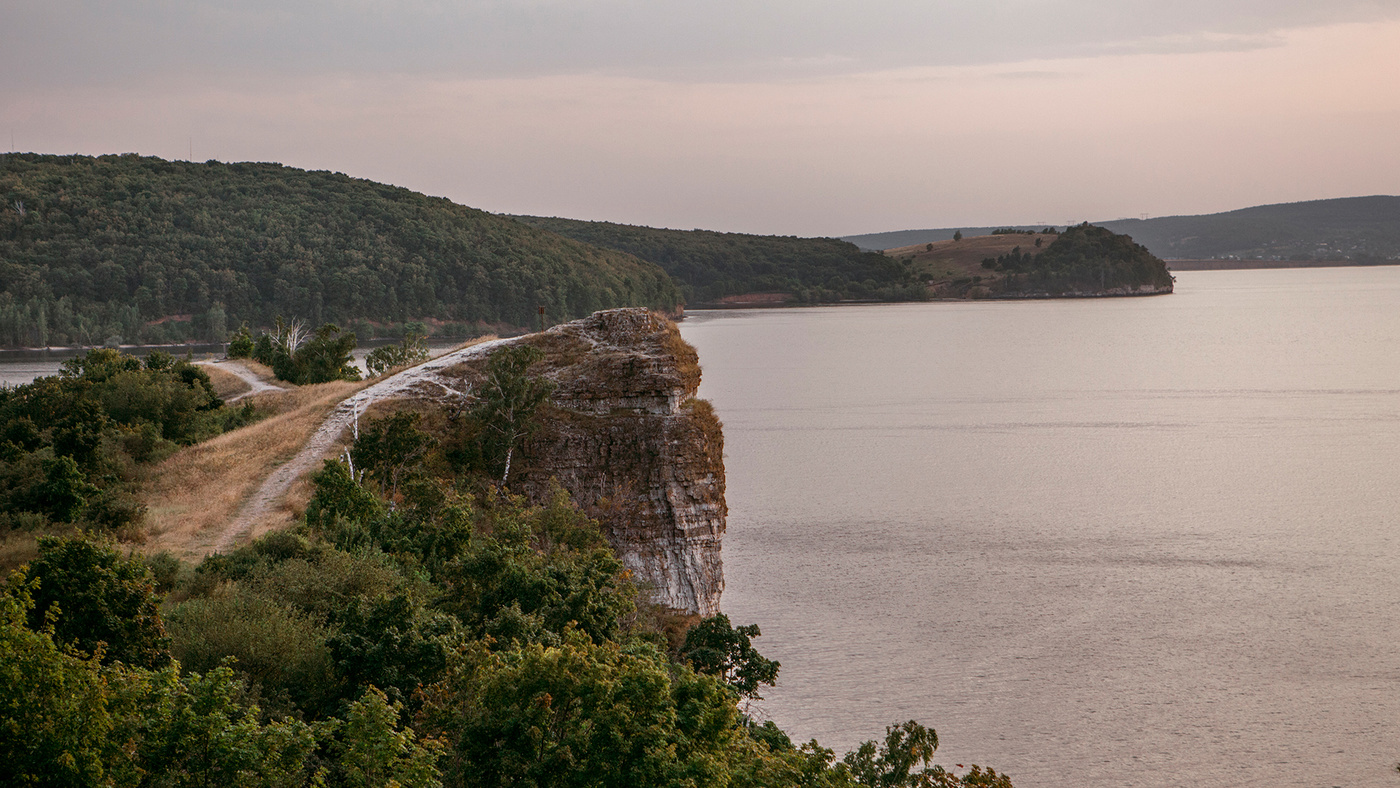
(3, 1, 1400, 236)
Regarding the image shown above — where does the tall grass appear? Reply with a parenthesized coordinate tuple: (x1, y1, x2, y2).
(141, 380, 368, 560)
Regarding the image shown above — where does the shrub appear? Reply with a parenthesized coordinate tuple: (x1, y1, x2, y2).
(19, 536, 171, 668)
(365, 334, 430, 377)
(166, 592, 333, 714)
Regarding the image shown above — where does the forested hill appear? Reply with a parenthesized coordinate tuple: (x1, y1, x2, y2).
(511, 215, 928, 305)
(1094, 196, 1400, 261)
(0, 154, 679, 348)
(843, 196, 1400, 261)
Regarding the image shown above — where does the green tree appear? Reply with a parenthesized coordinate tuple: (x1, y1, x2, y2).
(327, 596, 460, 711)
(365, 333, 430, 377)
(425, 636, 738, 788)
(436, 490, 633, 647)
(207, 302, 228, 343)
(20, 536, 171, 668)
(31, 455, 99, 522)
(468, 345, 554, 486)
(834, 720, 1014, 788)
(680, 613, 779, 701)
(125, 664, 319, 788)
(304, 459, 387, 535)
(293, 323, 360, 384)
(325, 687, 444, 788)
(352, 411, 437, 501)
(0, 588, 117, 788)
(227, 323, 255, 359)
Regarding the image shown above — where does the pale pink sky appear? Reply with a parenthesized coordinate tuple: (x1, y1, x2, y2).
(3, 3, 1398, 236)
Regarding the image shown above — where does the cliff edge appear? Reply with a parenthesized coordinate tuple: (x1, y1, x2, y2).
(438, 309, 726, 616)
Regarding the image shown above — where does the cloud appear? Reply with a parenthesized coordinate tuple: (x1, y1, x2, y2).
(993, 70, 1074, 81)
(3, 0, 1398, 88)
(7, 19, 1399, 237)
(1094, 31, 1288, 57)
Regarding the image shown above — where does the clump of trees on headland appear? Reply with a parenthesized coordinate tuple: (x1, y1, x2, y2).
(980, 223, 1174, 295)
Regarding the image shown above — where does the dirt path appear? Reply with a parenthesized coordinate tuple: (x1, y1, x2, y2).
(199, 359, 283, 403)
(210, 338, 509, 553)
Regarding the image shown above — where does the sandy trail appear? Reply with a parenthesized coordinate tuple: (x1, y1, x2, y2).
(210, 338, 509, 553)
(199, 359, 283, 403)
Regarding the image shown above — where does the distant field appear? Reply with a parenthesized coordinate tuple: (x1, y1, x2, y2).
(888, 233, 1057, 285)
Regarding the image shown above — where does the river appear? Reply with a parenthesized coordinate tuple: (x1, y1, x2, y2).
(679, 268, 1400, 788)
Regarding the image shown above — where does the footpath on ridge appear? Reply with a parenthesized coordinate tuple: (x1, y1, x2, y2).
(210, 338, 508, 553)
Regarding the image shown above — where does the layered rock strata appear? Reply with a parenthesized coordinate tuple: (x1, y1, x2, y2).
(436, 309, 725, 616)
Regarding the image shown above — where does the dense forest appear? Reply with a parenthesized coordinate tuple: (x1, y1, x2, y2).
(0, 154, 679, 348)
(0, 346, 1013, 787)
(512, 216, 929, 305)
(979, 223, 1174, 295)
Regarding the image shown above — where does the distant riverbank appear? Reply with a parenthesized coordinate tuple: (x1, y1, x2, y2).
(1166, 258, 1400, 271)
(0, 342, 228, 363)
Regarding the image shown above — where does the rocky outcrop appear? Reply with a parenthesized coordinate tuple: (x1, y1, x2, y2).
(439, 309, 726, 616)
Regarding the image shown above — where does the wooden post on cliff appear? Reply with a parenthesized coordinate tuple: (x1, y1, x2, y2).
(537, 305, 545, 332)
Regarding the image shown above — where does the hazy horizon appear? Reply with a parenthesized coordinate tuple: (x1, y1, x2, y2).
(4, 2, 1399, 236)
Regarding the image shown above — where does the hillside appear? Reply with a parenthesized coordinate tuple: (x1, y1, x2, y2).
(895, 225, 1173, 298)
(850, 225, 1056, 252)
(1095, 196, 1400, 261)
(511, 215, 927, 305)
(843, 196, 1400, 262)
(0, 153, 680, 348)
(887, 232, 1061, 283)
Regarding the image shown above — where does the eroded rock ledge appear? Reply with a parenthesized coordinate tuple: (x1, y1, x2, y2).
(437, 309, 726, 616)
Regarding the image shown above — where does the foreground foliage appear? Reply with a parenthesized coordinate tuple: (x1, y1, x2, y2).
(0, 348, 257, 537)
(1, 348, 1013, 786)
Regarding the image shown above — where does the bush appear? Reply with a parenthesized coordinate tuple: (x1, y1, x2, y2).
(18, 536, 171, 668)
(365, 334, 430, 377)
(226, 323, 255, 358)
(166, 592, 334, 714)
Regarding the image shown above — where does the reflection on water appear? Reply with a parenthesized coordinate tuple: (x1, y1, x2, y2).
(680, 268, 1400, 788)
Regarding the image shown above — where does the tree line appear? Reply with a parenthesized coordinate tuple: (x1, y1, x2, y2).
(0, 153, 680, 348)
(512, 215, 931, 305)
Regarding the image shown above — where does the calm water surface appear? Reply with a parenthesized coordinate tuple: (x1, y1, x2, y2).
(680, 268, 1400, 788)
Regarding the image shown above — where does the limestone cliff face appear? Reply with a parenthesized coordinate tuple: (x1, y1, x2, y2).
(440, 309, 726, 616)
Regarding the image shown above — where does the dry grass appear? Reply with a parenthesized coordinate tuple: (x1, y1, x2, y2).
(139, 336, 496, 559)
(240, 359, 278, 381)
(0, 532, 42, 575)
(201, 364, 252, 400)
(887, 233, 1059, 284)
(140, 379, 369, 561)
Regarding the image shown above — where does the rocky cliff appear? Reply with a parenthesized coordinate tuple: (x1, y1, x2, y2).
(436, 309, 726, 616)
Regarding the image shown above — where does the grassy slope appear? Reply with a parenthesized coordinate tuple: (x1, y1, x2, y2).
(141, 379, 369, 560)
(888, 234, 1060, 284)
(0, 154, 680, 346)
(1096, 196, 1400, 260)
